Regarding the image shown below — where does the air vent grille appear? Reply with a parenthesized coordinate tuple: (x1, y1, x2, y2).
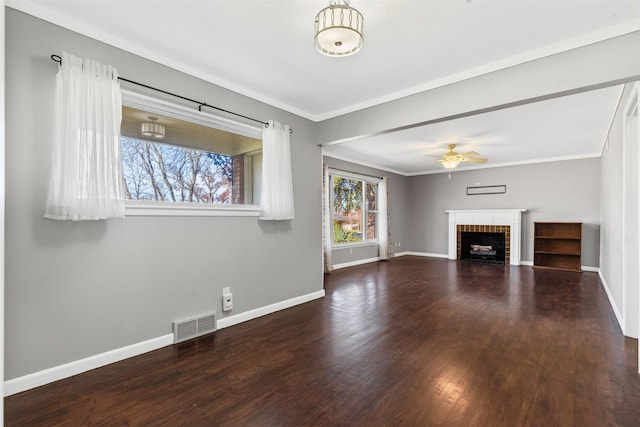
(173, 312, 217, 344)
(197, 314, 216, 334)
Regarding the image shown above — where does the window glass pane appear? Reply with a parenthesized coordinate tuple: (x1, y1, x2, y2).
(332, 177, 363, 244)
(121, 106, 262, 205)
(367, 212, 377, 240)
(121, 138, 233, 203)
(366, 183, 377, 211)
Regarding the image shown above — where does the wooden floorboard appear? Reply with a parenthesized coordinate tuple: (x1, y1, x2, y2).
(6, 257, 640, 426)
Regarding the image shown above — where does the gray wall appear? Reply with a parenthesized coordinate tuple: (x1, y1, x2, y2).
(406, 158, 601, 267)
(323, 156, 408, 267)
(5, 10, 322, 380)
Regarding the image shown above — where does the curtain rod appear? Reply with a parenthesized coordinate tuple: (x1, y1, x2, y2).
(51, 54, 293, 134)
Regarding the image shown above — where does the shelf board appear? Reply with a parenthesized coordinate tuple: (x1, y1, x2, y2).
(534, 236, 581, 240)
(534, 250, 581, 256)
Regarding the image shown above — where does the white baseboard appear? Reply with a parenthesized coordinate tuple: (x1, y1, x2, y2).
(4, 289, 326, 397)
(598, 269, 624, 333)
(332, 257, 380, 270)
(393, 255, 597, 271)
(393, 251, 411, 257)
(395, 251, 449, 259)
(216, 289, 325, 330)
(4, 334, 174, 397)
(519, 261, 598, 272)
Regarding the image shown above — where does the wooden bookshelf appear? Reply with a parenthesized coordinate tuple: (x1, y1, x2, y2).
(533, 222, 582, 272)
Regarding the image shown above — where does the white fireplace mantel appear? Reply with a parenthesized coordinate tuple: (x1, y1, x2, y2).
(446, 209, 527, 266)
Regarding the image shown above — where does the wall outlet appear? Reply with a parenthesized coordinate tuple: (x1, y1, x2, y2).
(222, 293, 233, 311)
(222, 287, 231, 296)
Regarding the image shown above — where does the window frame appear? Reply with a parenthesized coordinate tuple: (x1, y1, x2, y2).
(329, 169, 380, 248)
(121, 90, 263, 217)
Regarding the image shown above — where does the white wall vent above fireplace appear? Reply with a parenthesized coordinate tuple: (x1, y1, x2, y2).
(173, 312, 217, 343)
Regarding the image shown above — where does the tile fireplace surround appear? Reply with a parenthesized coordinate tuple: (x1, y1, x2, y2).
(446, 209, 526, 266)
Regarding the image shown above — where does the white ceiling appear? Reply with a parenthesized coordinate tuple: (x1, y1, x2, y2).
(9, 0, 640, 175)
(323, 85, 624, 175)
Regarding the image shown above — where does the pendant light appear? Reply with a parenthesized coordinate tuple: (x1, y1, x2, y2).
(314, 0, 364, 57)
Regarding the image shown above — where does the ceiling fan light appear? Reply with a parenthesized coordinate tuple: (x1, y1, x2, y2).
(440, 159, 460, 169)
(315, 1, 364, 57)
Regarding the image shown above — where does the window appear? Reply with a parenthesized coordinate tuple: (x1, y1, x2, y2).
(121, 137, 234, 204)
(330, 172, 378, 245)
(120, 91, 264, 216)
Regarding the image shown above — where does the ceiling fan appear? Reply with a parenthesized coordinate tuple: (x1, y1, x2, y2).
(432, 144, 488, 178)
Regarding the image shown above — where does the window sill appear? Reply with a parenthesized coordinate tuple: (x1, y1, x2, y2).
(332, 241, 379, 250)
(125, 201, 261, 217)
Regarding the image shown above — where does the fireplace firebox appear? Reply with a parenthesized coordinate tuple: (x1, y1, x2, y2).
(455, 224, 511, 265)
(460, 231, 506, 264)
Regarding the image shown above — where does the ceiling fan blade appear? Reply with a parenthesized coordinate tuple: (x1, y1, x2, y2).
(428, 143, 487, 165)
(463, 157, 488, 163)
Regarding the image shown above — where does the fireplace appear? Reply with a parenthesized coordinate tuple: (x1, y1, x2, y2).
(446, 209, 526, 266)
(458, 228, 508, 265)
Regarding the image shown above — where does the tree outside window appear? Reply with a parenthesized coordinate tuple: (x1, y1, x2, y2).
(332, 175, 378, 244)
(121, 137, 233, 203)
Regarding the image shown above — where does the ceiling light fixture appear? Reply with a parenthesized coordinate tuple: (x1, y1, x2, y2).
(440, 159, 461, 170)
(440, 159, 460, 180)
(140, 116, 165, 139)
(314, 0, 364, 57)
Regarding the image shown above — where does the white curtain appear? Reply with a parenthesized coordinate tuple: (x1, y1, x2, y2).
(44, 51, 124, 220)
(260, 120, 295, 220)
(323, 164, 333, 272)
(378, 177, 389, 260)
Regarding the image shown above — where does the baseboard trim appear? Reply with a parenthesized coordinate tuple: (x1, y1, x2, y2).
(396, 251, 449, 259)
(4, 334, 174, 397)
(598, 269, 624, 333)
(393, 256, 597, 270)
(216, 289, 325, 330)
(332, 257, 380, 270)
(4, 289, 327, 397)
(393, 251, 411, 257)
(519, 261, 598, 271)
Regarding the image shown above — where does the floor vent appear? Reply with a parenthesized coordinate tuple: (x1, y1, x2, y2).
(173, 312, 217, 344)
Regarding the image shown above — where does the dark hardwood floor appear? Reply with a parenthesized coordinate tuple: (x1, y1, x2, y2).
(6, 256, 640, 426)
